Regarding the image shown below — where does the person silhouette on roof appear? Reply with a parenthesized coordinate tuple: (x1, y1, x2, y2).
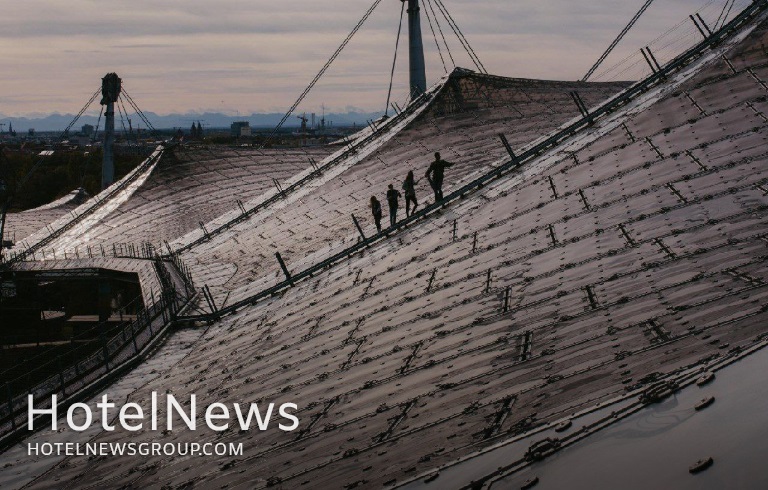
(425, 152, 454, 202)
(370, 196, 383, 233)
(386, 184, 402, 228)
(402, 170, 419, 217)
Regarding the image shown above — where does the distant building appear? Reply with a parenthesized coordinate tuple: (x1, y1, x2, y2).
(81, 124, 95, 136)
(231, 121, 251, 137)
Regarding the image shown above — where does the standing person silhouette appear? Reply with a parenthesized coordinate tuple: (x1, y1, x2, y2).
(386, 184, 401, 228)
(402, 170, 419, 217)
(425, 152, 454, 202)
(370, 196, 383, 233)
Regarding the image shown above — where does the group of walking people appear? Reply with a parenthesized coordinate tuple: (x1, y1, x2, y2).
(369, 152, 454, 233)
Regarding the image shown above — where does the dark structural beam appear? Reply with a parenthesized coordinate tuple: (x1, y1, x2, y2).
(404, 0, 427, 97)
(100, 73, 122, 190)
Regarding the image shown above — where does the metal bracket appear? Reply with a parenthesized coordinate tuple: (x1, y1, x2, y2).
(276, 252, 294, 286)
(641, 46, 663, 74)
(498, 133, 517, 161)
(690, 14, 713, 39)
(569, 91, 593, 124)
(351, 214, 368, 244)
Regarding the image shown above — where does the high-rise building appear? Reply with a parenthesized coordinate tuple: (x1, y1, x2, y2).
(230, 121, 250, 137)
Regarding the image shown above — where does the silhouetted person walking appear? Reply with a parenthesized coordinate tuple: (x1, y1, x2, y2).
(370, 196, 383, 232)
(426, 152, 454, 202)
(403, 170, 418, 217)
(386, 184, 401, 228)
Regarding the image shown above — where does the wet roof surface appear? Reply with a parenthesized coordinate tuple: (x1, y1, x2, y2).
(183, 75, 628, 304)
(6, 8, 768, 490)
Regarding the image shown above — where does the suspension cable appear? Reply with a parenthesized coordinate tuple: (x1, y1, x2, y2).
(91, 105, 104, 144)
(435, 0, 488, 73)
(422, 0, 448, 73)
(119, 92, 151, 133)
(386, 1, 407, 116)
(433, 0, 486, 73)
(425, 0, 456, 68)
(116, 97, 128, 136)
(582, 0, 657, 81)
(120, 88, 160, 137)
(433, 0, 477, 70)
(119, 96, 133, 139)
(714, 0, 731, 27)
(16, 88, 101, 192)
(262, 0, 383, 148)
(718, 0, 737, 29)
(590, 0, 718, 81)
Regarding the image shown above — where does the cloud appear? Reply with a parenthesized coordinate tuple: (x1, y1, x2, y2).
(0, 0, 733, 116)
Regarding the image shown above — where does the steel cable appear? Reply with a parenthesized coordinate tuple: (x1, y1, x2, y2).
(386, 1, 407, 116)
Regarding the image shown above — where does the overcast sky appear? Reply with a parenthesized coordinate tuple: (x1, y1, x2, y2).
(0, 0, 740, 117)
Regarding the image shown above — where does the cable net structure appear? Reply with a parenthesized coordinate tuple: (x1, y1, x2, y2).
(4, 2, 768, 489)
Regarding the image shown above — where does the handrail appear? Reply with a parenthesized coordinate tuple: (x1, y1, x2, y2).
(0, 260, 191, 440)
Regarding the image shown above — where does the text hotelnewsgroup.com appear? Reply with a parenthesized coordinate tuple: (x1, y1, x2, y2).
(28, 441, 244, 457)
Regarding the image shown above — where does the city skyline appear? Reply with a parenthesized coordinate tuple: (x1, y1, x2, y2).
(1, 0, 722, 117)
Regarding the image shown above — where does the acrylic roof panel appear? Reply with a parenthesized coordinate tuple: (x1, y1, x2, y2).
(16, 9, 768, 490)
(3, 188, 87, 243)
(49, 147, 332, 248)
(182, 74, 628, 303)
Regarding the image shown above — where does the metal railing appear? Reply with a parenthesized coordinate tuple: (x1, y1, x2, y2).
(0, 274, 187, 443)
(1, 145, 168, 267)
(4, 241, 195, 298)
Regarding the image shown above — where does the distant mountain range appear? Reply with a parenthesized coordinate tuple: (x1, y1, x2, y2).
(0, 110, 386, 133)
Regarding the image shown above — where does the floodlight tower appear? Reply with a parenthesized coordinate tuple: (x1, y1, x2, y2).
(100, 73, 121, 190)
(402, 0, 427, 98)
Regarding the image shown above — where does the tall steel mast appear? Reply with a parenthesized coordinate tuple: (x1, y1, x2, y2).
(403, 0, 427, 98)
(100, 73, 121, 190)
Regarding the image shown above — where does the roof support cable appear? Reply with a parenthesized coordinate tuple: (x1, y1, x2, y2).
(422, 0, 448, 72)
(118, 96, 133, 140)
(591, 11, 697, 82)
(16, 87, 101, 193)
(433, 0, 486, 73)
(91, 105, 104, 144)
(262, 0, 384, 148)
(714, 0, 729, 27)
(386, 1, 406, 117)
(121, 91, 152, 133)
(121, 87, 160, 138)
(719, 0, 737, 29)
(582, 0, 657, 81)
(116, 96, 129, 136)
(434, 0, 486, 73)
(425, 0, 456, 68)
(120, 92, 153, 134)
